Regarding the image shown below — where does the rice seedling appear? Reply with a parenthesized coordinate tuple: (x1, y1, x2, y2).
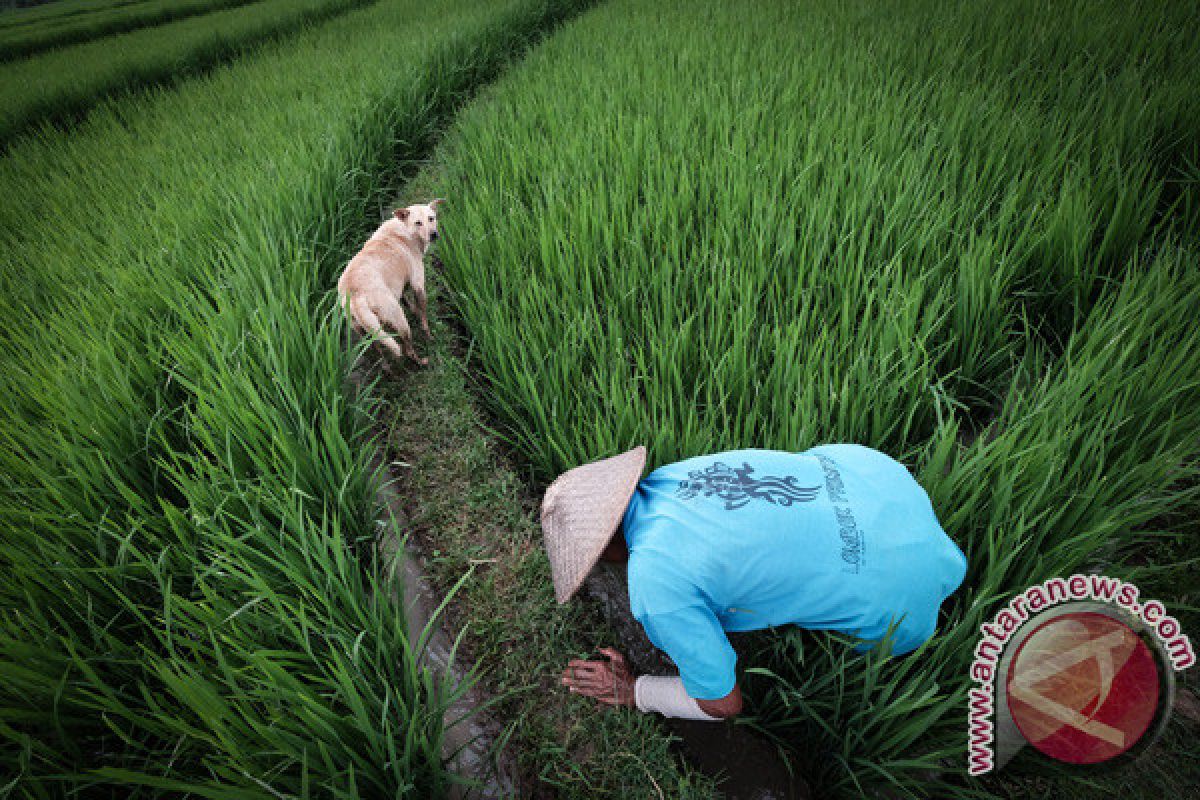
(418, 0, 1200, 795)
(0, 0, 259, 62)
(0, 0, 592, 794)
(0, 0, 371, 146)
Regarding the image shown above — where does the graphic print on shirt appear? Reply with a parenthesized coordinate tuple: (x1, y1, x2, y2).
(816, 453, 864, 573)
(676, 461, 820, 510)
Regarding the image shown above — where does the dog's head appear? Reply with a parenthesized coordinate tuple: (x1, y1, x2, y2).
(393, 199, 443, 250)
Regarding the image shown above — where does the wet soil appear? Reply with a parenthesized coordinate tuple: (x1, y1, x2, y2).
(666, 719, 805, 800)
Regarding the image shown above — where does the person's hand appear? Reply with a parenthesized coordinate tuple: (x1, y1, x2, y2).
(561, 647, 636, 707)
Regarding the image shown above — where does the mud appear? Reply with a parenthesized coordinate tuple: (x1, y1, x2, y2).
(584, 566, 809, 800)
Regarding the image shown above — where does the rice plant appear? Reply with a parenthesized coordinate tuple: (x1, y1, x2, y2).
(0, 0, 145, 31)
(0, 0, 591, 795)
(422, 0, 1200, 795)
(0, 0, 372, 145)
(0, 0, 259, 62)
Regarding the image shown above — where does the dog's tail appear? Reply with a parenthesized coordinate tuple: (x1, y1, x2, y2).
(349, 294, 407, 362)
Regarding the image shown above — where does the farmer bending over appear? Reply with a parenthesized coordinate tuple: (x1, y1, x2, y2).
(542, 444, 967, 720)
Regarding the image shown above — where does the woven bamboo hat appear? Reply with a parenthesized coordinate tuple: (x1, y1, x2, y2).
(539, 445, 647, 604)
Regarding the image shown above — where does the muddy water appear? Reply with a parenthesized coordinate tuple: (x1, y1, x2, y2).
(399, 541, 515, 798)
(373, 457, 517, 799)
(585, 565, 809, 800)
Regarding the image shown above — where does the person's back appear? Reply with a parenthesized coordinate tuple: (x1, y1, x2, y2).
(622, 444, 966, 700)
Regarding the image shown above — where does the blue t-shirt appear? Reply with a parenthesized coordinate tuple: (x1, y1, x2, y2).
(621, 444, 967, 700)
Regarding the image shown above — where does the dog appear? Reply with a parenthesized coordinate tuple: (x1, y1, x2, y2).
(338, 200, 442, 367)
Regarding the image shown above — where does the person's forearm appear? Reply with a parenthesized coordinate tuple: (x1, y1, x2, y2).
(634, 675, 720, 721)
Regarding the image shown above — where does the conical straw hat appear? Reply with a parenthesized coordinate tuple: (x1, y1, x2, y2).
(539, 445, 647, 604)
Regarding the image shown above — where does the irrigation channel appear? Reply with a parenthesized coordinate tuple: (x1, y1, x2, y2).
(373, 455, 518, 799)
(358, 266, 809, 799)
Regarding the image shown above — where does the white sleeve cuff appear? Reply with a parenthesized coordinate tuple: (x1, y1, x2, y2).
(634, 675, 720, 721)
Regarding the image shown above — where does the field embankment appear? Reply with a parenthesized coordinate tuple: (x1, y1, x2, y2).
(0, 0, 260, 62)
(417, 0, 1200, 795)
(0, 0, 368, 146)
(0, 0, 593, 795)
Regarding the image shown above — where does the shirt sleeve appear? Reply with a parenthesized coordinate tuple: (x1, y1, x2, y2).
(638, 604, 738, 700)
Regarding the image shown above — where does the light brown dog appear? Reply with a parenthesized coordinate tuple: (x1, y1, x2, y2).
(338, 200, 442, 367)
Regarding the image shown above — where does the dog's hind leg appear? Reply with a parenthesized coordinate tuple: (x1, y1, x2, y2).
(350, 294, 410, 366)
(375, 294, 425, 366)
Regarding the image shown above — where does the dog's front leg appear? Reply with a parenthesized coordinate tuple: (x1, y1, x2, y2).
(402, 289, 429, 340)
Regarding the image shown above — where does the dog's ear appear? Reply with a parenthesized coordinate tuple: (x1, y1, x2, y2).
(429, 198, 444, 210)
(393, 208, 410, 221)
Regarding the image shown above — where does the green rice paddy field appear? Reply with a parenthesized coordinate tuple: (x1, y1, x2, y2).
(1, 0, 1197, 797)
